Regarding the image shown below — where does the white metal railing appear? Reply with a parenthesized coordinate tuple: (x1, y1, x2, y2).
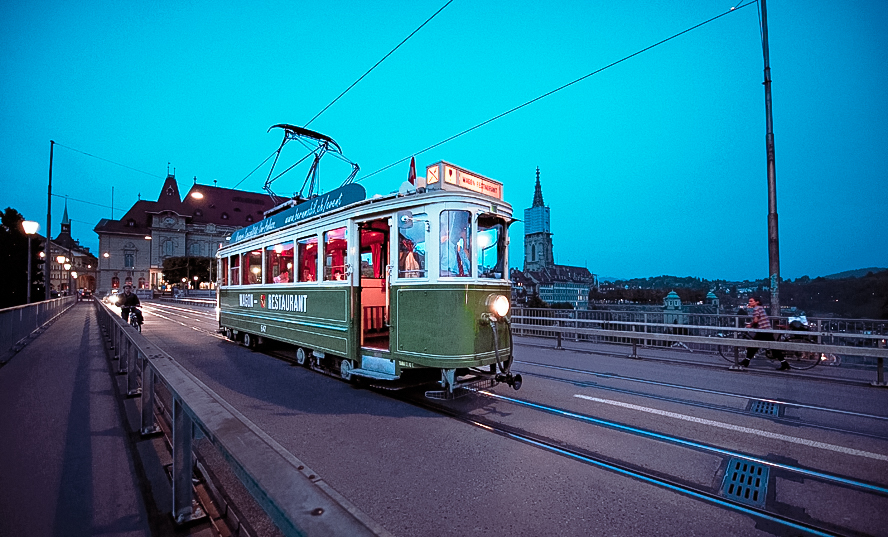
(0, 296, 78, 362)
(510, 309, 888, 386)
(93, 301, 390, 536)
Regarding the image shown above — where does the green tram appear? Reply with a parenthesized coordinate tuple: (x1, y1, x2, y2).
(216, 161, 522, 398)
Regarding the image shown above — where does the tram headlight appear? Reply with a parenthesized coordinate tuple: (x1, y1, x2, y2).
(486, 294, 510, 317)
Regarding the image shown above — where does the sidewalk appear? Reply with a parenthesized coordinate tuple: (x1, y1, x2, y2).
(0, 302, 154, 536)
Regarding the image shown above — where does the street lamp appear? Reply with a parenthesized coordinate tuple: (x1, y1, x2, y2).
(63, 262, 72, 295)
(22, 221, 39, 303)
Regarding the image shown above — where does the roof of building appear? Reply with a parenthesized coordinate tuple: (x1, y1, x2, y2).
(522, 264, 595, 285)
(93, 174, 277, 236)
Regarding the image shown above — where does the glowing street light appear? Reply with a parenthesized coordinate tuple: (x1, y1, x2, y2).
(22, 221, 39, 303)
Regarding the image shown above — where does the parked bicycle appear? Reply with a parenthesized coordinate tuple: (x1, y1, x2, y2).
(716, 316, 839, 370)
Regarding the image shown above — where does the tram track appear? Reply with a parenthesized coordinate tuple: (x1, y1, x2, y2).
(406, 390, 875, 537)
(512, 368, 888, 442)
(405, 385, 887, 536)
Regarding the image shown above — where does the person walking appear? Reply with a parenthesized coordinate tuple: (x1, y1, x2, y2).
(742, 297, 789, 370)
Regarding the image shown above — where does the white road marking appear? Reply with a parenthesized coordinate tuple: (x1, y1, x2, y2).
(574, 394, 888, 462)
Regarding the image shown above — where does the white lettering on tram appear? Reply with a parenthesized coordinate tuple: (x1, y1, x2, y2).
(266, 294, 307, 313)
(239, 294, 254, 307)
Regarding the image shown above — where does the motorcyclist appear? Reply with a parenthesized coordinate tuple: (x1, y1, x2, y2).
(119, 284, 144, 325)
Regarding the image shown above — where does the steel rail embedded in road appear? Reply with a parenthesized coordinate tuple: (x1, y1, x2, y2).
(516, 360, 888, 422)
(474, 390, 888, 496)
(407, 391, 850, 537)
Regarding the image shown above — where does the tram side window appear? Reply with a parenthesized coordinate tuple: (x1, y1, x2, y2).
(477, 215, 506, 279)
(229, 254, 240, 285)
(221, 257, 228, 286)
(360, 220, 389, 278)
(398, 211, 426, 278)
(439, 210, 471, 277)
(324, 227, 347, 281)
(266, 241, 294, 284)
(298, 235, 318, 282)
(242, 250, 262, 284)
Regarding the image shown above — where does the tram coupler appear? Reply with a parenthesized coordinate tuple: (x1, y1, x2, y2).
(496, 373, 522, 390)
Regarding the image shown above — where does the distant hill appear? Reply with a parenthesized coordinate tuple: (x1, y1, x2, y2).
(822, 268, 887, 280)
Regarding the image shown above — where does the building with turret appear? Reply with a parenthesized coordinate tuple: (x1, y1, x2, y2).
(94, 173, 276, 294)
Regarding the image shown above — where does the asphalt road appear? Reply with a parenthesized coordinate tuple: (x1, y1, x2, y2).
(134, 301, 888, 536)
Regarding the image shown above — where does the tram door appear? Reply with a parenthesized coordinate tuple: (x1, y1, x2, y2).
(358, 219, 390, 350)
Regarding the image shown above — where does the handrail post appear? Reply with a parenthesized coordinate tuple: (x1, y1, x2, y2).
(140, 361, 159, 435)
(127, 348, 141, 396)
(555, 319, 563, 350)
(873, 339, 887, 387)
(172, 398, 196, 524)
(117, 336, 128, 375)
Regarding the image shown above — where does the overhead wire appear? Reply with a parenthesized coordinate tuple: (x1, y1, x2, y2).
(357, 0, 758, 182)
(53, 142, 163, 179)
(304, 0, 455, 127)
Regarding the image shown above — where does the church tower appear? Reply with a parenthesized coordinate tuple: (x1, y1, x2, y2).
(523, 167, 554, 271)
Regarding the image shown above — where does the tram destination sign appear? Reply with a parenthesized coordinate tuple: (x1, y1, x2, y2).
(425, 161, 503, 200)
(229, 183, 366, 244)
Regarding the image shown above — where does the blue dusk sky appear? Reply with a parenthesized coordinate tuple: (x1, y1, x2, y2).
(2, 1, 885, 281)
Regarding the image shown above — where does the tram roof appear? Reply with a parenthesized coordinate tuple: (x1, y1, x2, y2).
(218, 185, 512, 253)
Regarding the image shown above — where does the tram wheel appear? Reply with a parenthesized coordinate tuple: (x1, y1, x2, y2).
(242, 332, 256, 349)
(340, 359, 354, 381)
(296, 347, 308, 366)
(224, 328, 234, 340)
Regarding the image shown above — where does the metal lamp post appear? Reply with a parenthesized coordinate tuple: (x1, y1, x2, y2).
(22, 220, 39, 303)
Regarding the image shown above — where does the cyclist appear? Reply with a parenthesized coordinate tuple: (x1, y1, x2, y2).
(119, 284, 144, 326)
(743, 297, 788, 370)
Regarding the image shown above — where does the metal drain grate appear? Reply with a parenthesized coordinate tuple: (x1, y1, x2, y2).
(722, 458, 769, 507)
(748, 400, 781, 416)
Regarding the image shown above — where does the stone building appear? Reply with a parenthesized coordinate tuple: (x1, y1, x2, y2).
(49, 202, 98, 295)
(93, 173, 276, 294)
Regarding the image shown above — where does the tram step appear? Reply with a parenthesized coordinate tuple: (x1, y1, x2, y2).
(349, 368, 399, 381)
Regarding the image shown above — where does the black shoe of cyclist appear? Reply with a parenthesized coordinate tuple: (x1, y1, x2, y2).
(739, 359, 750, 368)
(778, 361, 791, 371)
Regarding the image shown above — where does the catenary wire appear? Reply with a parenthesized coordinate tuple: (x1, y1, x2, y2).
(53, 142, 163, 179)
(304, 0, 455, 127)
(356, 1, 757, 182)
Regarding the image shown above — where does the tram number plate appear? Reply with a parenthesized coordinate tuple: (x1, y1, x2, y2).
(260, 325, 267, 333)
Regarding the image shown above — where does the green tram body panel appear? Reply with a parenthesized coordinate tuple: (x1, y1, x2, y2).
(219, 286, 353, 358)
(218, 283, 512, 374)
(391, 284, 512, 369)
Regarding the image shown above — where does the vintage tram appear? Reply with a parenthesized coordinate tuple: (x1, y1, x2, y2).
(216, 160, 521, 398)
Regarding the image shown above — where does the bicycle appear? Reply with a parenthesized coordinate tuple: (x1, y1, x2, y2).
(715, 319, 838, 370)
(126, 307, 142, 333)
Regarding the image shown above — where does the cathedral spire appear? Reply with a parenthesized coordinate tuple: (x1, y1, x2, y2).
(532, 167, 544, 207)
(61, 198, 70, 225)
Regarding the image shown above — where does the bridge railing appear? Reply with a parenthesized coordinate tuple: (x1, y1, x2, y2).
(0, 296, 78, 361)
(511, 308, 888, 386)
(93, 300, 390, 536)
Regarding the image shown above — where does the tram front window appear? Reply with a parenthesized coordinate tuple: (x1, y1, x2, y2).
(440, 210, 471, 278)
(478, 215, 506, 279)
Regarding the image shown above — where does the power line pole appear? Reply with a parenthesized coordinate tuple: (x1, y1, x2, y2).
(761, 0, 780, 317)
(46, 140, 54, 300)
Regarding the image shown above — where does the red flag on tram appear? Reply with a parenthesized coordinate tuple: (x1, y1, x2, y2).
(407, 156, 416, 185)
